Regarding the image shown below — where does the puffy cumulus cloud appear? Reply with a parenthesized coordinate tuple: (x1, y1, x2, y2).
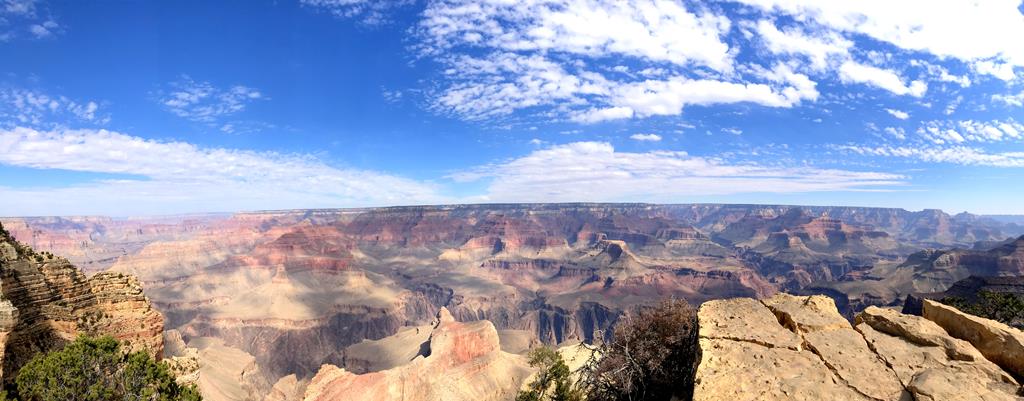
(0, 127, 446, 215)
(993, 91, 1024, 107)
(735, 0, 1024, 80)
(837, 145, 1024, 168)
(450, 141, 904, 202)
(885, 109, 909, 120)
(419, 0, 734, 71)
(158, 76, 265, 123)
(751, 19, 851, 71)
(630, 133, 661, 141)
(838, 61, 927, 97)
(0, 88, 108, 127)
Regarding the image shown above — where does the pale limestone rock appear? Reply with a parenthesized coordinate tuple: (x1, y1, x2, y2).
(696, 295, 1024, 401)
(856, 306, 981, 361)
(803, 328, 904, 401)
(697, 297, 801, 349)
(694, 338, 871, 401)
(762, 293, 850, 333)
(923, 299, 1024, 378)
(908, 364, 1022, 401)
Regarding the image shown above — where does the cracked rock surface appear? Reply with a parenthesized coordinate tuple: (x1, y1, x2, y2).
(695, 294, 1024, 401)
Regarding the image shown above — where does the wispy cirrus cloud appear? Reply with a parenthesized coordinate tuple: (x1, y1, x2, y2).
(408, 0, 1024, 126)
(451, 141, 904, 202)
(0, 126, 447, 215)
(1, 0, 61, 41)
(156, 76, 269, 133)
(836, 145, 1024, 168)
(300, 0, 413, 25)
(0, 88, 108, 127)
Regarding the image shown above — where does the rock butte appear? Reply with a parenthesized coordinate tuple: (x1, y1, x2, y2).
(302, 307, 532, 401)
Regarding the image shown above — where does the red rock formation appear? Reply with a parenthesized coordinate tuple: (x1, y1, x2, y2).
(302, 308, 531, 401)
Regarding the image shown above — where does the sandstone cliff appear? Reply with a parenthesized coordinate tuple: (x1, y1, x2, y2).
(0, 224, 164, 380)
(695, 293, 1023, 401)
(302, 308, 531, 401)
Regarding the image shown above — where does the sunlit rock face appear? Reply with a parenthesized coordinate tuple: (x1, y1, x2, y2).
(0, 230, 163, 381)
(695, 294, 1022, 401)
(6, 204, 1023, 400)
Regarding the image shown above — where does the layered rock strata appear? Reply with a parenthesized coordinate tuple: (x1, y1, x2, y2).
(0, 230, 163, 380)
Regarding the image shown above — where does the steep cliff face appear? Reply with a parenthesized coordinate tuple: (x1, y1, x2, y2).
(695, 294, 1023, 401)
(0, 225, 163, 380)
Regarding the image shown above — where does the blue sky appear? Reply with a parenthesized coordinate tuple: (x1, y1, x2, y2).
(1, 0, 1024, 216)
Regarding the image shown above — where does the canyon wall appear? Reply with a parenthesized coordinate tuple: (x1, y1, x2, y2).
(0, 223, 164, 381)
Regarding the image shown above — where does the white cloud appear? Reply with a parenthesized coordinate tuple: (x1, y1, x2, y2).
(885, 108, 909, 120)
(735, 0, 1024, 78)
(301, 0, 412, 25)
(419, 0, 734, 72)
(3, 0, 38, 15)
(27, 19, 56, 38)
(993, 91, 1024, 107)
(0, 127, 446, 215)
(915, 119, 1024, 144)
(451, 141, 905, 202)
(753, 20, 851, 71)
(573, 72, 817, 123)
(0, 88, 108, 127)
(158, 76, 265, 125)
(838, 144, 1024, 168)
(883, 127, 906, 140)
(838, 61, 927, 97)
(630, 133, 661, 141)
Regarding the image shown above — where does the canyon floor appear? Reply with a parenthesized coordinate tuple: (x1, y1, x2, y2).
(4, 203, 1024, 400)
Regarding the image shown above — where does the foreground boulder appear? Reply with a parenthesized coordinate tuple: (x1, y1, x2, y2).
(695, 293, 1023, 401)
(922, 299, 1024, 378)
(302, 308, 531, 401)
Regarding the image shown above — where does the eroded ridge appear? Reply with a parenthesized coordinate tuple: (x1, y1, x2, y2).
(695, 294, 1024, 401)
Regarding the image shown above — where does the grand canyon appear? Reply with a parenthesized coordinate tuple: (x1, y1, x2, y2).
(4, 203, 1023, 400)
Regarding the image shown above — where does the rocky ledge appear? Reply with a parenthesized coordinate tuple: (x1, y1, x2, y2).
(695, 293, 1024, 401)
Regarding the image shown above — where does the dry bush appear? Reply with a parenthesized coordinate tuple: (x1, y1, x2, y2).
(581, 299, 700, 401)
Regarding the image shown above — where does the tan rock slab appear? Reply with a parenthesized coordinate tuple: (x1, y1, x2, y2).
(923, 299, 1024, 378)
(694, 338, 871, 401)
(856, 306, 982, 361)
(698, 298, 801, 349)
(803, 328, 904, 401)
(763, 293, 851, 333)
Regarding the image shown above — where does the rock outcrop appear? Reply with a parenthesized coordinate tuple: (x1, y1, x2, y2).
(695, 293, 1023, 401)
(0, 226, 164, 380)
(922, 299, 1024, 378)
(302, 308, 531, 401)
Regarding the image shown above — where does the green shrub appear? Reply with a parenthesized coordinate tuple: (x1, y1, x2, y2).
(941, 291, 1024, 329)
(14, 335, 201, 401)
(517, 347, 584, 401)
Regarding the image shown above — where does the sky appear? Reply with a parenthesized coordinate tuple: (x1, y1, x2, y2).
(1, 0, 1024, 216)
